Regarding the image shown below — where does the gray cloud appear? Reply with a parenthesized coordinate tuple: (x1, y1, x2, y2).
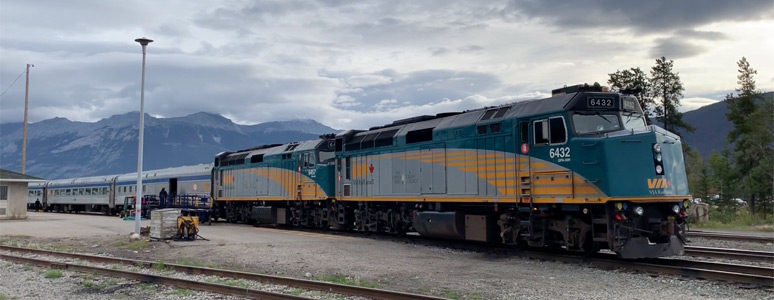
(1, 0, 771, 131)
(458, 45, 484, 53)
(502, 0, 773, 33)
(649, 37, 706, 59)
(329, 69, 501, 112)
(674, 29, 727, 41)
(429, 47, 451, 56)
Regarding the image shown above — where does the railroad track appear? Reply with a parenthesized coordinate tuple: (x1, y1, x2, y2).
(247, 226, 774, 287)
(511, 250, 774, 287)
(685, 245, 774, 263)
(588, 254, 774, 288)
(0, 245, 445, 300)
(687, 230, 774, 243)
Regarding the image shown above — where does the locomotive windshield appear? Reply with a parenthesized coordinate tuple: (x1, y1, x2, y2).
(572, 112, 647, 134)
(569, 93, 647, 135)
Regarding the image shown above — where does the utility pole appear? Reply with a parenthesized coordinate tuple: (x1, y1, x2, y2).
(21, 63, 34, 174)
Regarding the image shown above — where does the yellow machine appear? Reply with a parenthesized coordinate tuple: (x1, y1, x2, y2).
(176, 216, 199, 240)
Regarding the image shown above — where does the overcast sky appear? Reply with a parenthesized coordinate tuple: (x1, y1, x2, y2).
(1, 0, 772, 130)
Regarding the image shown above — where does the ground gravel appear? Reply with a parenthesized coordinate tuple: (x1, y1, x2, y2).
(0, 250, 369, 300)
(0, 257, 239, 300)
(2, 214, 773, 300)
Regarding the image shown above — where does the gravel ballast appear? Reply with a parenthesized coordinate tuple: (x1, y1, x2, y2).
(1, 213, 772, 300)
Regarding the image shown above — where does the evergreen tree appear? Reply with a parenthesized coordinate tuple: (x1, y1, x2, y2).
(724, 57, 771, 215)
(685, 148, 709, 199)
(650, 57, 694, 135)
(608, 67, 654, 124)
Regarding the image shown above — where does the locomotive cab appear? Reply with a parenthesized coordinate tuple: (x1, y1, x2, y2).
(561, 89, 689, 258)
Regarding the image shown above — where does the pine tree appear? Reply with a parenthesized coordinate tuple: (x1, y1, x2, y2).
(724, 57, 770, 216)
(608, 67, 654, 124)
(650, 57, 694, 135)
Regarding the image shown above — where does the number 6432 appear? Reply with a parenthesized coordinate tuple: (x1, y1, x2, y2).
(549, 147, 571, 158)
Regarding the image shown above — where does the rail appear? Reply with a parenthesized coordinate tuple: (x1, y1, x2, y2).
(684, 245, 774, 263)
(0, 252, 311, 300)
(686, 230, 774, 243)
(0, 245, 447, 300)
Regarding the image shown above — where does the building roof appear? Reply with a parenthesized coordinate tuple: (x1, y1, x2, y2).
(0, 169, 45, 182)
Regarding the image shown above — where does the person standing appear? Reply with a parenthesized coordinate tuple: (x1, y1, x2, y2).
(159, 188, 168, 205)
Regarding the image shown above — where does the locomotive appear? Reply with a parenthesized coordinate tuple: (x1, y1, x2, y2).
(212, 83, 691, 259)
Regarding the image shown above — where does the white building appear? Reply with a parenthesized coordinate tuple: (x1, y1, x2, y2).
(0, 169, 45, 220)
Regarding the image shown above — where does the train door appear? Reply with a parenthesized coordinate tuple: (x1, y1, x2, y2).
(529, 116, 572, 199)
(297, 151, 317, 200)
(169, 178, 178, 197)
(515, 121, 531, 202)
(339, 155, 352, 198)
(419, 143, 446, 194)
(108, 176, 117, 210)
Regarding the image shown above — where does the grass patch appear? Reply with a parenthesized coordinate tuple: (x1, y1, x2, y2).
(82, 281, 94, 288)
(692, 208, 774, 231)
(171, 288, 193, 297)
(44, 270, 63, 279)
(112, 240, 151, 250)
(316, 275, 378, 288)
(152, 260, 167, 271)
(289, 289, 304, 296)
(0, 292, 6, 300)
(81, 273, 95, 281)
(139, 284, 155, 291)
(173, 259, 213, 268)
(0, 235, 31, 248)
(443, 289, 460, 300)
(40, 243, 81, 252)
(203, 277, 250, 288)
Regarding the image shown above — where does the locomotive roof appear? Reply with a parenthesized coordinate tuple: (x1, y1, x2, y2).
(342, 92, 578, 139)
(223, 138, 324, 159)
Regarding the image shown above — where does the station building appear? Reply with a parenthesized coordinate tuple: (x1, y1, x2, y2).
(0, 169, 44, 220)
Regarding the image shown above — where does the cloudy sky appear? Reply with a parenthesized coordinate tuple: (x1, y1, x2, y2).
(1, 0, 772, 130)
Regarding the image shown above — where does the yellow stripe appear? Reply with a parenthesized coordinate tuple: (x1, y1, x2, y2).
(341, 196, 519, 203)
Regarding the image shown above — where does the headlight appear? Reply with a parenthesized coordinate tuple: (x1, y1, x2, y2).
(672, 204, 680, 214)
(655, 153, 662, 162)
(653, 144, 662, 153)
(634, 206, 644, 216)
(655, 165, 663, 174)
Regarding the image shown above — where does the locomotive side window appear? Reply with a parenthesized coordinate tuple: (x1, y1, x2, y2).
(549, 117, 567, 144)
(520, 122, 528, 143)
(534, 117, 567, 145)
(533, 120, 549, 145)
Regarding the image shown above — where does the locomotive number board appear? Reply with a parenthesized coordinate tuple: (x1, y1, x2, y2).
(587, 96, 615, 108)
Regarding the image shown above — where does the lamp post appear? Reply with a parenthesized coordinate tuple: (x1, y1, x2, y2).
(134, 37, 153, 235)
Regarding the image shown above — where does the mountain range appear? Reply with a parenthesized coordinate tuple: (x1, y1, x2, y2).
(0, 112, 337, 179)
(2, 92, 768, 180)
(678, 91, 773, 159)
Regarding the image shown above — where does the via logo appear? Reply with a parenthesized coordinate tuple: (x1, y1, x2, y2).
(647, 178, 671, 189)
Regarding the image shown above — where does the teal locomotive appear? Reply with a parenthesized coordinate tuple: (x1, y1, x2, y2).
(212, 83, 690, 258)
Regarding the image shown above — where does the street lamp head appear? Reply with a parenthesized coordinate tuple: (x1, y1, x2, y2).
(134, 37, 154, 46)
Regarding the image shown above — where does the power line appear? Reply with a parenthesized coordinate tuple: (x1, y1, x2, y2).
(0, 69, 28, 98)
